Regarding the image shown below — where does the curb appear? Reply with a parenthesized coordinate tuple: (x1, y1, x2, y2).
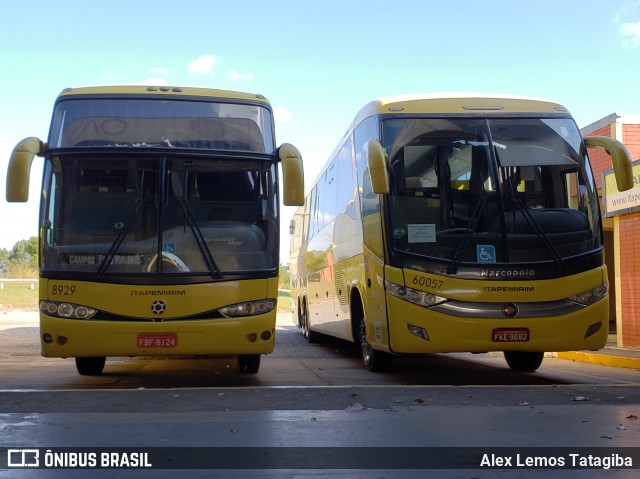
(556, 351, 640, 370)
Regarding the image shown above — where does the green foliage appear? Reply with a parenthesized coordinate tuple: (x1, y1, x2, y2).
(278, 264, 290, 289)
(277, 289, 292, 312)
(1, 237, 38, 278)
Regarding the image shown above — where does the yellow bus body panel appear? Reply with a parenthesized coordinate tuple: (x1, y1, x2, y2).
(387, 267, 608, 354)
(39, 278, 278, 357)
(402, 267, 606, 302)
(58, 85, 271, 104)
(387, 294, 607, 353)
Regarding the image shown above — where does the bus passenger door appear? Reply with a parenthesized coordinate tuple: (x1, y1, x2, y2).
(362, 251, 389, 351)
(361, 170, 390, 352)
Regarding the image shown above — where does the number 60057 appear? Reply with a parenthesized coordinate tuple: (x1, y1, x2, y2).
(411, 276, 443, 289)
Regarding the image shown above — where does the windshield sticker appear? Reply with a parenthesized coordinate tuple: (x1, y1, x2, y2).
(163, 242, 177, 254)
(66, 254, 142, 265)
(477, 245, 496, 263)
(408, 224, 436, 243)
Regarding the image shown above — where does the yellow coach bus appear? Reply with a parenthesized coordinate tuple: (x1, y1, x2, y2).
(289, 94, 632, 372)
(6, 85, 303, 375)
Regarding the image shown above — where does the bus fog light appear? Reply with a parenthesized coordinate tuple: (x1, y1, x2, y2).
(261, 330, 272, 341)
(57, 336, 68, 345)
(42, 333, 53, 344)
(247, 333, 258, 342)
(408, 325, 430, 341)
(584, 321, 602, 339)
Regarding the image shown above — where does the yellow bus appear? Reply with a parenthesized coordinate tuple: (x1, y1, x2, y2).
(6, 85, 303, 375)
(289, 94, 632, 372)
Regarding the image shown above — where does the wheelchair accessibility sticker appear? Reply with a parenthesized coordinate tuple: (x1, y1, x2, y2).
(477, 245, 496, 263)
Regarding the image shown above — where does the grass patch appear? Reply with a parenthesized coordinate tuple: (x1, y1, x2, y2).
(277, 289, 292, 312)
(0, 282, 38, 311)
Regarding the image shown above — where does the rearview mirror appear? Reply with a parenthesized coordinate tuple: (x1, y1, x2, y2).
(366, 139, 389, 194)
(6, 137, 45, 202)
(278, 143, 304, 206)
(584, 136, 633, 192)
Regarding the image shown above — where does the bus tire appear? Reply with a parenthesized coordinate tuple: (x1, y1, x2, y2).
(301, 301, 320, 344)
(358, 317, 392, 372)
(504, 351, 544, 372)
(75, 357, 106, 375)
(238, 354, 261, 374)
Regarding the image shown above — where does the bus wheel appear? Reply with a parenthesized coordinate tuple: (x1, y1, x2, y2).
(358, 317, 391, 372)
(504, 351, 544, 372)
(75, 357, 106, 375)
(301, 303, 320, 344)
(238, 354, 261, 374)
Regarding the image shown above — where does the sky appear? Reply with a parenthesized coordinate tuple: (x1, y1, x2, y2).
(1, 0, 639, 263)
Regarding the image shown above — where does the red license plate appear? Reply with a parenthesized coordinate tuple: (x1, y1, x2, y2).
(137, 333, 178, 348)
(492, 328, 529, 342)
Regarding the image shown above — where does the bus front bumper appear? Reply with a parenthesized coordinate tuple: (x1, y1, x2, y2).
(386, 294, 608, 354)
(39, 313, 276, 358)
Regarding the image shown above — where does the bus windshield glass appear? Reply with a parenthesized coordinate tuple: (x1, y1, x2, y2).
(383, 117, 601, 266)
(41, 156, 279, 276)
(48, 98, 275, 153)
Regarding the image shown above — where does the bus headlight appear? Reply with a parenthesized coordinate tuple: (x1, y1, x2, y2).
(39, 301, 97, 319)
(568, 282, 608, 306)
(384, 280, 447, 307)
(219, 299, 275, 318)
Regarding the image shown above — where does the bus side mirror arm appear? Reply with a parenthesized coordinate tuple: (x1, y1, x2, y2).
(584, 136, 633, 192)
(6, 137, 46, 202)
(278, 143, 305, 206)
(366, 139, 390, 194)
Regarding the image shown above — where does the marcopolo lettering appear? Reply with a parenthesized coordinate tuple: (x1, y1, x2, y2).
(480, 269, 535, 278)
(484, 286, 535, 292)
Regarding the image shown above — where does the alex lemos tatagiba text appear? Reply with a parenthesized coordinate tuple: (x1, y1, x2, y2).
(481, 452, 633, 469)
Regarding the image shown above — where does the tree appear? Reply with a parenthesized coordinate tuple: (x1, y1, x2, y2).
(279, 264, 290, 289)
(0, 247, 8, 276)
(5, 237, 38, 278)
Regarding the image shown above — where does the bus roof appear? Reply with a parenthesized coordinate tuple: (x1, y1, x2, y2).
(57, 85, 271, 105)
(352, 93, 568, 126)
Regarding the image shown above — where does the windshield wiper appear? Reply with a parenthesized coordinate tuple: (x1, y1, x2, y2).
(446, 196, 486, 275)
(510, 199, 568, 272)
(177, 198, 222, 279)
(97, 199, 142, 276)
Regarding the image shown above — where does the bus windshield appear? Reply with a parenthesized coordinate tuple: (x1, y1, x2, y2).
(383, 117, 601, 267)
(41, 156, 279, 276)
(48, 98, 275, 153)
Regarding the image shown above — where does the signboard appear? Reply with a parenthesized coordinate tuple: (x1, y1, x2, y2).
(602, 160, 640, 217)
